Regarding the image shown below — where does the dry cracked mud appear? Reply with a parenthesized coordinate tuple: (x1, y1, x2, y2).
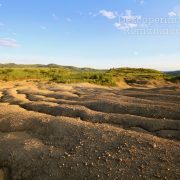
(0, 81, 180, 179)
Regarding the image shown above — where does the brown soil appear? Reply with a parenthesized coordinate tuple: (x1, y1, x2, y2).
(0, 81, 180, 179)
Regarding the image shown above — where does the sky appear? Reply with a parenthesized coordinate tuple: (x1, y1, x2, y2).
(0, 0, 180, 70)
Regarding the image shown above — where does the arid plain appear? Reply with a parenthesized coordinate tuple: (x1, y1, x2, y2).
(0, 81, 180, 179)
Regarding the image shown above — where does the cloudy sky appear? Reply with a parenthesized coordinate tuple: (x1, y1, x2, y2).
(0, 0, 180, 70)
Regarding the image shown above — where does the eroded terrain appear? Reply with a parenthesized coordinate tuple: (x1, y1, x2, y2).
(0, 81, 180, 179)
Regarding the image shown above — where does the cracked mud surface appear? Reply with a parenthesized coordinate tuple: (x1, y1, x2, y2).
(0, 81, 180, 179)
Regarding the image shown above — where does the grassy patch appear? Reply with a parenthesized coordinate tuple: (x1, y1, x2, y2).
(0, 64, 178, 86)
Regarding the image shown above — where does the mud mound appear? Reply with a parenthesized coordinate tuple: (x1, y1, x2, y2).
(0, 81, 180, 179)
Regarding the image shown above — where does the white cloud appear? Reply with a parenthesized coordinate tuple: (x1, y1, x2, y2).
(114, 22, 138, 30)
(173, 5, 180, 17)
(121, 10, 141, 21)
(99, 10, 116, 19)
(168, 11, 177, 17)
(128, 23, 138, 28)
(0, 38, 19, 48)
(98, 9, 141, 31)
(114, 10, 141, 31)
(114, 22, 125, 30)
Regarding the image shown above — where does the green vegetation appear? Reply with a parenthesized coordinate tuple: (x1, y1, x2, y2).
(0, 64, 179, 86)
(0, 65, 115, 86)
(107, 68, 171, 84)
(165, 71, 180, 82)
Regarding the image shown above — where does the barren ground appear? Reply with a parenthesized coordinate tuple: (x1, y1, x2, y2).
(0, 81, 180, 180)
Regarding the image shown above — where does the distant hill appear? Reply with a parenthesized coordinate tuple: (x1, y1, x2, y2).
(0, 63, 104, 72)
(0, 63, 179, 86)
(164, 71, 180, 82)
(164, 71, 180, 76)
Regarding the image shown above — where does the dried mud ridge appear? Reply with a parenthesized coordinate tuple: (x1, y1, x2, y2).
(0, 82, 180, 179)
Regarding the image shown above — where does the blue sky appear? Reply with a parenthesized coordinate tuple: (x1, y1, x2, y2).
(0, 0, 180, 70)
